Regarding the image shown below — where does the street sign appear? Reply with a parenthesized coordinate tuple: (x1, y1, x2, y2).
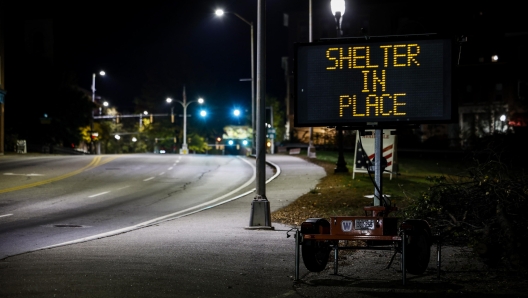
(294, 34, 455, 128)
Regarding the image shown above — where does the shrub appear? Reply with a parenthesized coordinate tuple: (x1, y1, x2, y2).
(404, 148, 528, 270)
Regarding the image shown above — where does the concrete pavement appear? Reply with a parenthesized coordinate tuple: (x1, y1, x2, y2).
(0, 154, 326, 298)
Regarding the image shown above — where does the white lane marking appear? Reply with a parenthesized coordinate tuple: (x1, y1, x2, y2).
(4, 173, 44, 176)
(38, 157, 281, 252)
(0, 214, 13, 218)
(159, 172, 165, 176)
(143, 177, 155, 181)
(88, 192, 110, 198)
(168, 167, 173, 170)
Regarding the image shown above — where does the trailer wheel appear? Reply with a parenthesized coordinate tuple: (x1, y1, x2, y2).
(405, 229, 431, 275)
(302, 240, 331, 272)
(300, 218, 331, 272)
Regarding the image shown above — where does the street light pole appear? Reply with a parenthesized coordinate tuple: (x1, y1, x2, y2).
(307, 0, 316, 158)
(331, 0, 349, 173)
(215, 9, 255, 154)
(90, 70, 105, 155)
(168, 86, 204, 154)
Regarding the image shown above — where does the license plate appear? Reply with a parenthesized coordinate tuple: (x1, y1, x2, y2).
(355, 219, 375, 230)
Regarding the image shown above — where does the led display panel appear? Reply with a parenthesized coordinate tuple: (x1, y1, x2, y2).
(294, 35, 454, 128)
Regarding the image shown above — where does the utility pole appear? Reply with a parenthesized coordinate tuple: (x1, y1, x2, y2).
(248, 0, 272, 229)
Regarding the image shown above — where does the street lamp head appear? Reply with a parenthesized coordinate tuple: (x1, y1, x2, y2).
(215, 9, 225, 16)
(143, 110, 148, 115)
(103, 101, 109, 107)
(198, 97, 204, 104)
(233, 109, 241, 117)
(331, 0, 346, 37)
(166, 97, 173, 103)
(330, 0, 346, 17)
(99, 70, 106, 76)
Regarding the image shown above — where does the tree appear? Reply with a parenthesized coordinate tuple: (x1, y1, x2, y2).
(48, 74, 93, 147)
(266, 95, 285, 143)
(187, 133, 209, 153)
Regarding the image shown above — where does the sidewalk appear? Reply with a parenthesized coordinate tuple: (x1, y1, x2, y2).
(0, 154, 326, 298)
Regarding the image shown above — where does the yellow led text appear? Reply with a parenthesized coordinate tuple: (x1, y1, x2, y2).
(339, 94, 407, 117)
(326, 44, 421, 70)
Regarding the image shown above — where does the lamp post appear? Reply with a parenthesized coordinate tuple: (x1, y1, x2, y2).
(215, 9, 255, 154)
(167, 86, 204, 154)
(90, 70, 105, 154)
(307, 0, 317, 158)
(330, 0, 349, 173)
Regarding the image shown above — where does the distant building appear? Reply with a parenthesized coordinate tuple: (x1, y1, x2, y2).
(455, 33, 528, 145)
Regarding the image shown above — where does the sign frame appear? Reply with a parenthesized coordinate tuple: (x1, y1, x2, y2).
(293, 34, 456, 129)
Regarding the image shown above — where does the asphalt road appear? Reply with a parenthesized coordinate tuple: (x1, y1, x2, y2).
(0, 153, 327, 297)
(2, 153, 525, 297)
(0, 154, 264, 260)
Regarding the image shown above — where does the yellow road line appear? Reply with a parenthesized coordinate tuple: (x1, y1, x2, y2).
(0, 156, 119, 194)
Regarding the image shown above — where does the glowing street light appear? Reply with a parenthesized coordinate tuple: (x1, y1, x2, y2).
(168, 86, 204, 154)
(215, 8, 255, 154)
(330, 0, 349, 174)
(330, 0, 346, 36)
(233, 108, 241, 124)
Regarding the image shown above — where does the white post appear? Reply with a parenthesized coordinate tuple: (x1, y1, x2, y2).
(181, 86, 188, 154)
(90, 73, 96, 154)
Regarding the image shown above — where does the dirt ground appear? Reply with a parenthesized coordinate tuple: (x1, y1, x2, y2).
(293, 245, 528, 297)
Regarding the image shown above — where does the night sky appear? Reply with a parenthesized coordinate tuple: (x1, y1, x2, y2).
(4, 1, 305, 127)
(3, 0, 527, 137)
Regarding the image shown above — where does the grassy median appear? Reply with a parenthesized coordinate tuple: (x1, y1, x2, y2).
(271, 149, 465, 226)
